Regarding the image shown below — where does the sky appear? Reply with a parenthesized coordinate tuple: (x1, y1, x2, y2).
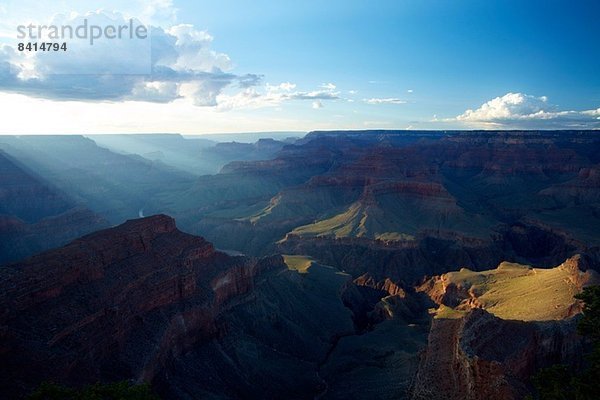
(0, 0, 599, 134)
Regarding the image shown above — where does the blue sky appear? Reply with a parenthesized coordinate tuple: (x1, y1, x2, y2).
(0, 0, 598, 133)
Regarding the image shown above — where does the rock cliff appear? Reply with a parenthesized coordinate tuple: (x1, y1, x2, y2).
(413, 310, 584, 400)
(0, 215, 281, 397)
(412, 256, 599, 399)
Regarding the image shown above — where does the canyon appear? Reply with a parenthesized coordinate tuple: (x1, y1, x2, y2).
(0, 215, 596, 399)
(1, 130, 599, 399)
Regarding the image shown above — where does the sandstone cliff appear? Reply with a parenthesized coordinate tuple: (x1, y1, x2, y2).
(412, 256, 599, 399)
(0, 215, 282, 397)
(413, 309, 584, 400)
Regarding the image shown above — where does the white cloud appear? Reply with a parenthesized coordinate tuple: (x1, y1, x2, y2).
(278, 82, 296, 91)
(453, 92, 600, 128)
(165, 24, 231, 72)
(0, 8, 259, 107)
(457, 92, 548, 121)
(364, 97, 406, 105)
(180, 79, 232, 107)
(129, 81, 180, 103)
(216, 82, 339, 111)
(288, 90, 339, 100)
(0, 4, 342, 112)
(141, 0, 177, 25)
(407, 89, 413, 93)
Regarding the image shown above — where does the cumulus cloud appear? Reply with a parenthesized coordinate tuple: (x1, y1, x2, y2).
(364, 97, 406, 105)
(1, 0, 353, 114)
(0, 6, 342, 112)
(0, 11, 260, 107)
(140, 0, 178, 25)
(453, 92, 600, 128)
(237, 74, 264, 88)
(128, 81, 179, 103)
(457, 93, 548, 121)
(164, 24, 231, 71)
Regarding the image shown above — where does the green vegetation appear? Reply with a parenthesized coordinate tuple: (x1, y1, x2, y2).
(27, 381, 160, 400)
(576, 285, 600, 341)
(528, 285, 600, 400)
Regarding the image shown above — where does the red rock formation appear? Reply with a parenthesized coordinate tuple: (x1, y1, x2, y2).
(539, 164, 600, 205)
(0, 214, 283, 397)
(413, 309, 585, 400)
(418, 255, 599, 314)
(354, 273, 406, 297)
(446, 144, 585, 175)
(413, 256, 599, 399)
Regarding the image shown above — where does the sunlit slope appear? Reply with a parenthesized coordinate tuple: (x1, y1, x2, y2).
(290, 186, 493, 241)
(421, 256, 599, 321)
(248, 183, 362, 224)
(283, 254, 315, 273)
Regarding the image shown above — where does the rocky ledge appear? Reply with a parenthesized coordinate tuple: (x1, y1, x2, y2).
(412, 255, 599, 399)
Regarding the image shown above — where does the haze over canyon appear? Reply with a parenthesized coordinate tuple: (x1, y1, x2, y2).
(1, 130, 599, 399)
